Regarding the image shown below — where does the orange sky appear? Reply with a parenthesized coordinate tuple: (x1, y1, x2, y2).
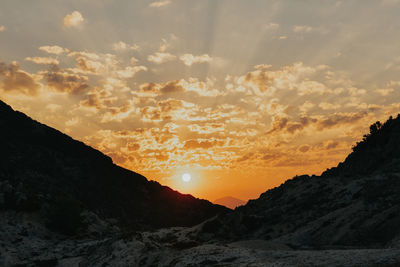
(1, 1, 400, 202)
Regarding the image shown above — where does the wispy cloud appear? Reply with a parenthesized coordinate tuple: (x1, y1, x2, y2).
(149, 0, 171, 8)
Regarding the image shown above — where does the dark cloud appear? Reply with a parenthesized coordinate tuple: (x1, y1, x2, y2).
(160, 81, 185, 94)
(0, 61, 40, 95)
(139, 80, 185, 96)
(42, 67, 89, 94)
(316, 112, 367, 130)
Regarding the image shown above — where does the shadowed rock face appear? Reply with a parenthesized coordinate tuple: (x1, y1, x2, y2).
(0, 100, 228, 231)
(200, 115, 400, 249)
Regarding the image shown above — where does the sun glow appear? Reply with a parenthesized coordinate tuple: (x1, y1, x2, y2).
(182, 173, 191, 182)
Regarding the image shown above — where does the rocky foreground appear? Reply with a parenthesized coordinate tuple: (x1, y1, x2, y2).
(1, 211, 400, 266)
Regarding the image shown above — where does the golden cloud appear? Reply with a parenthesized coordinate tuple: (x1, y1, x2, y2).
(63, 11, 84, 28)
(180, 54, 212, 66)
(39, 45, 68, 55)
(25, 57, 59, 65)
(147, 52, 176, 64)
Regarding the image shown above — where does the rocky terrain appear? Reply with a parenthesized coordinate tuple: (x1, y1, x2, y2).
(1, 99, 400, 266)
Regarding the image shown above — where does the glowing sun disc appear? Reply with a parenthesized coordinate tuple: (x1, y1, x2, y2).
(182, 173, 191, 182)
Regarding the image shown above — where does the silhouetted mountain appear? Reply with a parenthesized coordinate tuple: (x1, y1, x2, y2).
(214, 196, 246, 209)
(0, 100, 228, 233)
(199, 115, 400, 249)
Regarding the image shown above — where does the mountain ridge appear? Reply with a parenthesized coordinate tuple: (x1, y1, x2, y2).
(198, 114, 400, 249)
(0, 99, 228, 232)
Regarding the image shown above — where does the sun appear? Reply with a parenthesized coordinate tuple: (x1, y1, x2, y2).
(182, 173, 191, 182)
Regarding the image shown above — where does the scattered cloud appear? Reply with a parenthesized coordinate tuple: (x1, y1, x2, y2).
(375, 88, 394, 96)
(63, 11, 84, 28)
(147, 52, 176, 64)
(149, 0, 171, 8)
(293, 25, 313, 33)
(180, 54, 212, 66)
(39, 45, 68, 55)
(264, 23, 279, 30)
(112, 41, 139, 51)
(25, 57, 59, 65)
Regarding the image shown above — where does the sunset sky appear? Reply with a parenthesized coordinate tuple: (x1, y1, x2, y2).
(1, 0, 400, 201)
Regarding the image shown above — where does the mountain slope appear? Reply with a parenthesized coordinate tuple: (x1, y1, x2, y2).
(0, 100, 228, 232)
(199, 115, 400, 249)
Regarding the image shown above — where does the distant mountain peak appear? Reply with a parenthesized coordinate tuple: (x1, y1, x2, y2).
(214, 196, 246, 209)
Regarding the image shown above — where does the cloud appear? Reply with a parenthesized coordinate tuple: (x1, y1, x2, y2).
(184, 139, 224, 149)
(293, 25, 313, 33)
(180, 54, 212, 66)
(137, 80, 184, 97)
(130, 57, 139, 65)
(160, 81, 185, 94)
(236, 63, 318, 95)
(147, 52, 176, 64)
(375, 88, 394, 96)
(318, 102, 340, 110)
(137, 78, 222, 97)
(39, 45, 68, 55)
(116, 66, 147, 78)
(267, 112, 368, 135)
(264, 23, 279, 30)
(42, 67, 89, 94)
(315, 112, 368, 131)
(80, 87, 116, 109)
(0, 61, 41, 95)
(25, 57, 59, 65)
(112, 41, 139, 51)
(0, 25, 5, 32)
(63, 11, 84, 28)
(299, 101, 315, 113)
(67, 51, 119, 75)
(149, 0, 171, 8)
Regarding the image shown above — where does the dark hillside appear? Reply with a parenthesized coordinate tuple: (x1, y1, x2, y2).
(0, 100, 228, 232)
(199, 115, 400, 249)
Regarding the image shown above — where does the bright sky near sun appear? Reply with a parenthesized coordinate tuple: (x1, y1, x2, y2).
(1, 0, 400, 201)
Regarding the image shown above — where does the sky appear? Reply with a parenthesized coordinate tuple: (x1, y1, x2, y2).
(1, 0, 400, 202)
